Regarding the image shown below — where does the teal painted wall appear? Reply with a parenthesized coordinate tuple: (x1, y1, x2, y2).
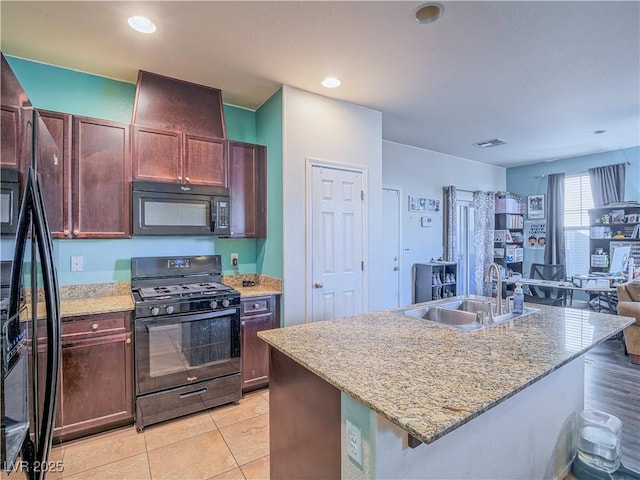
(5, 56, 280, 284)
(506, 146, 640, 274)
(256, 89, 283, 279)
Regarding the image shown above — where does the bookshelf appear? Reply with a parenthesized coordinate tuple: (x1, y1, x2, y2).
(494, 193, 524, 278)
(589, 202, 640, 275)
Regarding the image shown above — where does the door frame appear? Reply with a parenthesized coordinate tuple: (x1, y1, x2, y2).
(305, 158, 368, 322)
(382, 184, 403, 308)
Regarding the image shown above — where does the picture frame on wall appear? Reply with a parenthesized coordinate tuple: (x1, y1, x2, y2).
(527, 195, 545, 219)
(408, 195, 440, 213)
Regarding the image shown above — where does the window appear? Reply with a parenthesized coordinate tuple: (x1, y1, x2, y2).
(564, 173, 594, 276)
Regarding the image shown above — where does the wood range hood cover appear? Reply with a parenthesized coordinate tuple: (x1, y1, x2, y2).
(131, 70, 226, 139)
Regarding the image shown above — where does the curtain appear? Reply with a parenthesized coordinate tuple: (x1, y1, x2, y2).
(443, 186, 457, 262)
(473, 191, 495, 296)
(544, 173, 566, 266)
(589, 163, 626, 207)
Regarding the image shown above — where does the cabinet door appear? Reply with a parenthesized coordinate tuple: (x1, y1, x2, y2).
(38, 110, 72, 238)
(72, 116, 131, 238)
(184, 133, 226, 186)
(227, 141, 267, 238)
(58, 331, 133, 440)
(241, 312, 274, 392)
(0, 105, 21, 169)
(132, 125, 182, 183)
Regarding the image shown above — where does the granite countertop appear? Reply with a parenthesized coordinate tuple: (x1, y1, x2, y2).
(29, 282, 134, 318)
(29, 274, 282, 317)
(223, 274, 282, 298)
(258, 295, 634, 446)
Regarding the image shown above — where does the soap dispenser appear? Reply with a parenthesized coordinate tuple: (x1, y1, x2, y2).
(513, 282, 524, 314)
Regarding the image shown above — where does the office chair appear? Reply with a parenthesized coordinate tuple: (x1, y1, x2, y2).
(524, 263, 567, 307)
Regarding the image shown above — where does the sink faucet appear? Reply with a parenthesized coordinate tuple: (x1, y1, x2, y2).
(485, 263, 503, 316)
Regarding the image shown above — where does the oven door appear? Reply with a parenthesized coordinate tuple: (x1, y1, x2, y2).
(135, 309, 240, 396)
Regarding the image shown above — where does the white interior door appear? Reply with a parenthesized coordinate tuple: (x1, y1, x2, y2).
(381, 187, 401, 308)
(310, 165, 364, 322)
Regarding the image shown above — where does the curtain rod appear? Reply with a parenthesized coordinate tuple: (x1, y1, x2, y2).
(535, 161, 632, 178)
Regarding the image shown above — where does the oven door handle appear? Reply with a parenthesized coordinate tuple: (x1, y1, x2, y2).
(140, 308, 238, 329)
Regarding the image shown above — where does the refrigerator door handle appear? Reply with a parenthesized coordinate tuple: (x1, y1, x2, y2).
(30, 167, 61, 480)
(9, 165, 61, 480)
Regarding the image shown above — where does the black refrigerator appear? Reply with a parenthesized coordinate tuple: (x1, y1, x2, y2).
(1, 54, 61, 479)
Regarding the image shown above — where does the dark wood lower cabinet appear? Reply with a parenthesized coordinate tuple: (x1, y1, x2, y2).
(54, 311, 134, 443)
(241, 295, 279, 393)
(270, 348, 341, 479)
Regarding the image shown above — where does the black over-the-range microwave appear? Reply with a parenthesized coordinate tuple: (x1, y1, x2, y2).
(132, 181, 230, 236)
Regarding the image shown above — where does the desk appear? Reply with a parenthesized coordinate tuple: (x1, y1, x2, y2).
(505, 278, 620, 312)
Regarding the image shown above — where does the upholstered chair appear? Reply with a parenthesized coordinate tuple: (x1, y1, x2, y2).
(616, 278, 640, 364)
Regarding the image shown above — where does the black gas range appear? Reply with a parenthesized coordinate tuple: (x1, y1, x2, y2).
(130, 255, 241, 431)
(131, 255, 240, 319)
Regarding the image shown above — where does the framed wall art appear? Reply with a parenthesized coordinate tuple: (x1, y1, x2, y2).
(527, 195, 545, 219)
(409, 196, 440, 213)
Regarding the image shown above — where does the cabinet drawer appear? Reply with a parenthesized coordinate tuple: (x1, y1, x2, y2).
(62, 312, 130, 339)
(241, 296, 272, 316)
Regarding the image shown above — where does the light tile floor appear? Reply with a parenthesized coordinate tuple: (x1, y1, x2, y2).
(47, 389, 270, 480)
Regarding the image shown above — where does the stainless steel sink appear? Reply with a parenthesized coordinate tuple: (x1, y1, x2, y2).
(398, 299, 539, 331)
(432, 298, 493, 314)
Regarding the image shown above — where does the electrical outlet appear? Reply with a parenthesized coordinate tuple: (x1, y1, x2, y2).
(346, 420, 362, 468)
(70, 256, 83, 272)
(231, 253, 238, 266)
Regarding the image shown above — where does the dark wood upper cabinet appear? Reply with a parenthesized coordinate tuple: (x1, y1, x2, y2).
(37, 110, 72, 238)
(184, 133, 226, 186)
(131, 70, 227, 187)
(132, 70, 226, 139)
(132, 125, 182, 182)
(227, 140, 267, 238)
(1, 105, 21, 170)
(72, 116, 131, 238)
(1, 54, 31, 171)
(132, 127, 226, 186)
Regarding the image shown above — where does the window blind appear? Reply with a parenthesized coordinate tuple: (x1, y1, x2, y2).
(564, 173, 594, 276)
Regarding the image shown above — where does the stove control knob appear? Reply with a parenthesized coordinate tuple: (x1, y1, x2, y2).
(210, 300, 218, 309)
(166, 305, 175, 315)
(150, 306, 160, 316)
(222, 299, 230, 308)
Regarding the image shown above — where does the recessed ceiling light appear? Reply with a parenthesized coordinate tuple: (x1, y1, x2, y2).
(321, 77, 341, 88)
(128, 15, 156, 34)
(414, 3, 444, 24)
(589, 130, 607, 135)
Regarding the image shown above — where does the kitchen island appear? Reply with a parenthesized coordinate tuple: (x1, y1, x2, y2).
(258, 296, 634, 479)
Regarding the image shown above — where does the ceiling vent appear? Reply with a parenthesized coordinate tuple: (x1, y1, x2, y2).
(473, 138, 508, 148)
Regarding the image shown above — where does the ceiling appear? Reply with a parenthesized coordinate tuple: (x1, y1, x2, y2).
(2, 1, 639, 168)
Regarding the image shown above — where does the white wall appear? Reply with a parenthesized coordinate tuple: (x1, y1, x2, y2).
(282, 85, 383, 326)
(382, 141, 506, 306)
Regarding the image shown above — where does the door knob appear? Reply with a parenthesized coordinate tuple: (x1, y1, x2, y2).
(313, 283, 324, 289)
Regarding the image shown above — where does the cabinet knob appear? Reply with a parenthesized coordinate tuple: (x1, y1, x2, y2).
(253, 303, 260, 309)
(73, 229, 79, 236)
(241, 321, 245, 326)
(91, 323, 98, 331)
(185, 177, 190, 182)
(313, 283, 324, 289)
(63, 229, 70, 236)
(126, 338, 131, 344)
(177, 176, 183, 181)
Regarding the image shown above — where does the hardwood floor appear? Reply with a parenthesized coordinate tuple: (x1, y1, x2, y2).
(584, 336, 640, 472)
